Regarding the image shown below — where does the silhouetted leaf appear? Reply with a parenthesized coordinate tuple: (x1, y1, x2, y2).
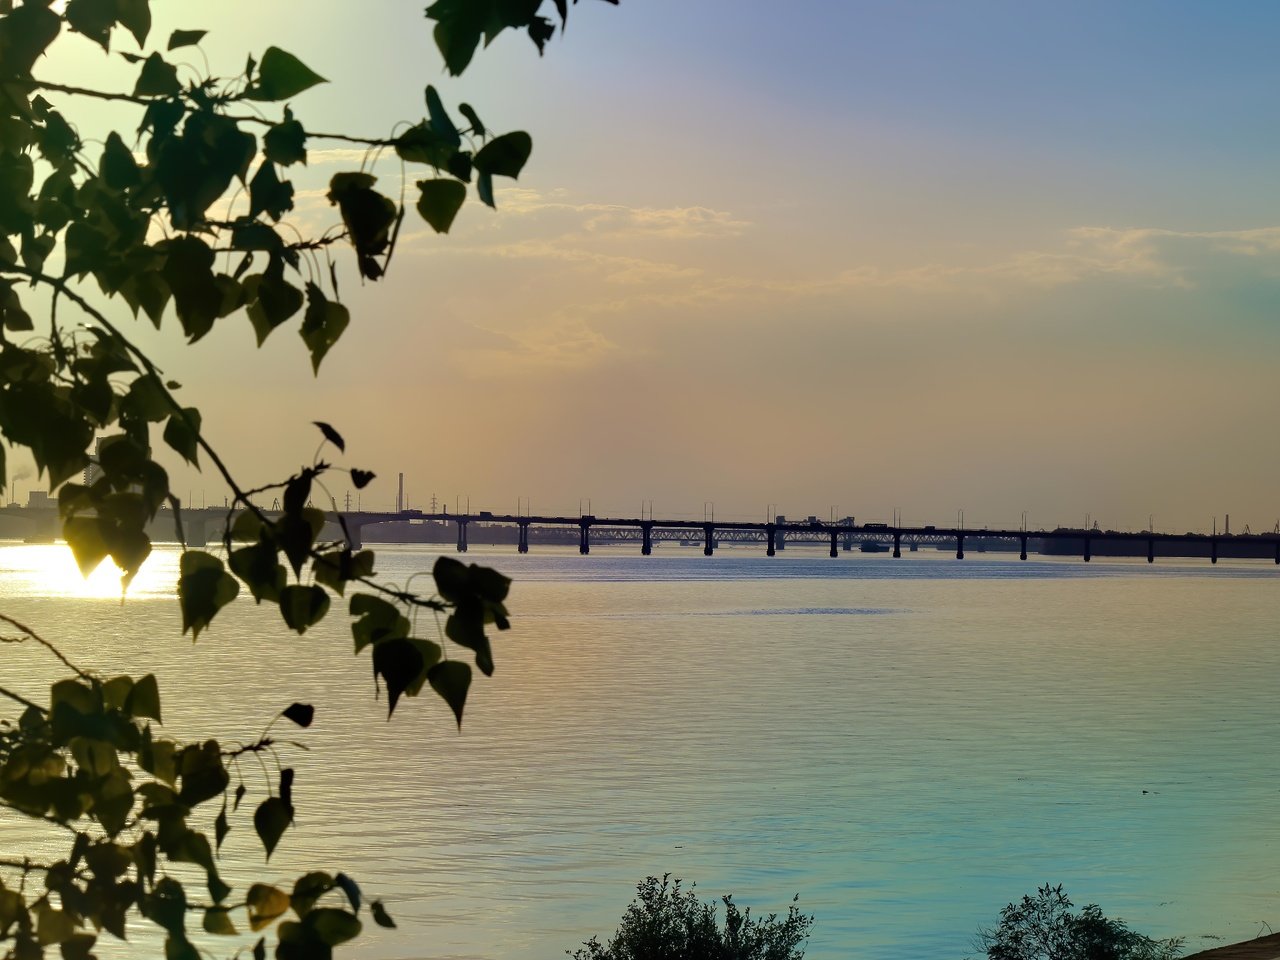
(290, 872, 333, 918)
(281, 702, 314, 728)
(264, 110, 307, 166)
(300, 282, 350, 374)
(416, 179, 466, 234)
(246, 883, 290, 930)
(477, 169, 495, 208)
(214, 805, 229, 852)
(370, 900, 396, 929)
(178, 740, 229, 806)
(229, 541, 285, 603)
(334, 873, 361, 912)
(115, 0, 151, 45)
(203, 907, 237, 935)
(245, 47, 327, 101)
(63, 516, 110, 576)
(253, 797, 292, 860)
(351, 468, 375, 489)
(458, 103, 485, 136)
(425, 85, 460, 146)
(177, 551, 239, 639)
(100, 132, 141, 190)
(163, 408, 201, 466)
(350, 594, 410, 652)
(373, 638, 423, 717)
(313, 421, 345, 452)
(473, 131, 532, 179)
(133, 52, 181, 97)
(233, 783, 246, 812)
(125, 673, 161, 721)
(428, 661, 471, 728)
(248, 160, 293, 222)
(167, 29, 207, 50)
(279, 584, 330, 634)
(307, 908, 361, 947)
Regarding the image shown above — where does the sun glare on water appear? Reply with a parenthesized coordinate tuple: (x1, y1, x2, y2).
(0, 544, 178, 601)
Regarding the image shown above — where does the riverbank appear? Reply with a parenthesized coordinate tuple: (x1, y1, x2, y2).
(1185, 933, 1280, 959)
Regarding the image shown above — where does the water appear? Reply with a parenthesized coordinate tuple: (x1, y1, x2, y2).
(2, 542, 1278, 959)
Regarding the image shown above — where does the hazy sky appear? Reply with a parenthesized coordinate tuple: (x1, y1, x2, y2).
(19, 2, 1280, 532)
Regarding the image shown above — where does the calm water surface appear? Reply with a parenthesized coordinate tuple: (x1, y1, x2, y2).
(2, 542, 1279, 959)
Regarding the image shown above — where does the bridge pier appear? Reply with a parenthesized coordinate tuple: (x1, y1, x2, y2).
(893, 532, 901, 559)
(829, 530, 837, 558)
(641, 522, 652, 556)
(1019, 534, 1027, 561)
(703, 524, 715, 557)
(1211, 538, 1218, 564)
(766, 524, 776, 557)
(1148, 538, 1155, 563)
(956, 534, 964, 560)
(517, 521, 529, 554)
(455, 519, 468, 553)
(344, 521, 361, 551)
(579, 521, 590, 555)
(1083, 537, 1091, 562)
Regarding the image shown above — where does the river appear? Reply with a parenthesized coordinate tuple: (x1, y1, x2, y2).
(1, 542, 1277, 959)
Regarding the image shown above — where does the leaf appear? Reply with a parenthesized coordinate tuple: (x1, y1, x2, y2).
(373, 638, 424, 718)
(333, 873, 361, 913)
(245, 47, 327, 101)
(253, 797, 293, 860)
(133, 52, 181, 98)
(203, 907, 237, 935)
(424, 85, 460, 146)
(65, 0, 115, 50)
(167, 29, 207, 50)
(63, 516, 110, 576)
(370, 900, 396, 929)
(313, 421, 345, 452)
(428, 661, 472, 728)
(281, 703, 314, 728)
(228, 541, 285, 603)
(244, 271, 304, 344)
(177, 551, 239, 639)
(300, 283, 350, 374)
(214, 805, 229, 852)
(248, 160, 294, 222)
(473, 131, 532, 179)
(279, 584, 330, 634)
(416, 179, 466, 234)
(115, 0, 151, 46)
(125, 673, 162, 721)
(290, 872, 333, 918)
(349, 593, 410, 652)
(100, 131, 141, 190)
(477, 169, 495, 208)
(458, 103, 485, 136)
(233, 783, 246, 812)
(163, 408, 202, 466)
(246, 883, 290, 930)
(264, 112, 307, 166)
(351, 468, 375, 489)
(307, 908, 362, 947)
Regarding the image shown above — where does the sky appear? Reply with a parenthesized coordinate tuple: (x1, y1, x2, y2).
(16, 1, 1280, 532)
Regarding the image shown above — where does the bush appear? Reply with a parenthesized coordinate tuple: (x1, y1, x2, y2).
(569, 875, 814, 960)
(975, 884, 1183, 960)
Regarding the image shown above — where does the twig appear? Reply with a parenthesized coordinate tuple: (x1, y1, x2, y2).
(0, 613, 90, 680)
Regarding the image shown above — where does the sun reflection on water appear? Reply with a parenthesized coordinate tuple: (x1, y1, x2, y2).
(0, 543, 179, 600)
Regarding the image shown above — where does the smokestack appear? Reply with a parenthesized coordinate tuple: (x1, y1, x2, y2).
(397, 473, 404, 513)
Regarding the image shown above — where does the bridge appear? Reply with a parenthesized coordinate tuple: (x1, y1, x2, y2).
(4, 505, 1277, 565)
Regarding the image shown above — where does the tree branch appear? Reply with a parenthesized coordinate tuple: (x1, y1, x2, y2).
(0, 683, 43, 714)
(23, 79, 405, 148)
(0, 613, 90, 681)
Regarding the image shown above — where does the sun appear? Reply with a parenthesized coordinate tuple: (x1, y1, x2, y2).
(0, 544, 178, 601)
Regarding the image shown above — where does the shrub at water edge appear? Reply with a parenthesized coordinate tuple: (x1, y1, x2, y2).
(568, 874, 814, 960)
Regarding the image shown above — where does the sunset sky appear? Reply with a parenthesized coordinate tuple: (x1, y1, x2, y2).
(18, 1, 1280, 532)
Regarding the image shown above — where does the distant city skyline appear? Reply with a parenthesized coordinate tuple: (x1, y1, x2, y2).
(15, 1, 1280, 535)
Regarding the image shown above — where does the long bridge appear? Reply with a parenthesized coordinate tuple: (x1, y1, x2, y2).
(4, 505, 1277, 565)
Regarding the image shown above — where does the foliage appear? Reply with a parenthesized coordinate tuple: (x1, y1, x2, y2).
(973, 885, 1184, 960)
(568, 875, 814, 960)
(0, 0, 613, 957)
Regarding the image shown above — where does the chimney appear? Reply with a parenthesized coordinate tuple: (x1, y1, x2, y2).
(397, 473, 404, 513)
